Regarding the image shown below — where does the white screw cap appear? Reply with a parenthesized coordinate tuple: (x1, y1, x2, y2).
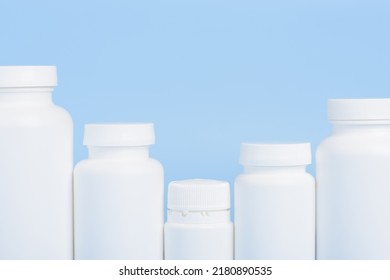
(240, 143, 312, 166)
(0, 66, 57, 87)
(168, 179, 231, 211)
(328, 98, 390, 121)
(84, 123, 155, 147)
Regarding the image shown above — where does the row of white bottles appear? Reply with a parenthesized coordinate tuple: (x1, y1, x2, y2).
(1, 66, 389, 260)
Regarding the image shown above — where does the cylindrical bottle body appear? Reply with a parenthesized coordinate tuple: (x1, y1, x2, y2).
(164, 221, 233, 260)
(74, 156, 164, 259)
(235, 170, 315, 260)
(0, 91, 73, 259)
(316, 124, 390, 259)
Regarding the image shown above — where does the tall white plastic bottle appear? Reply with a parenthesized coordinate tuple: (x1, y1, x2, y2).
(235, 143, 315, 260)
(164, 179, 233, 260)
(74, 123, 164, 259)
(0, 66, 73, 259)
(317, 99, 390, 259)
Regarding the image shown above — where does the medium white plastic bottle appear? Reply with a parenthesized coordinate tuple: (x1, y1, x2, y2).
(74, 123, 164, 259)
(235, 143, 315, 260)
(164, 179, 233, 260)
(0, 66, 73, 259)
(317, 99, 390, 259)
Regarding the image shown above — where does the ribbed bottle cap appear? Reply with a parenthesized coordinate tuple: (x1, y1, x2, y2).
(328, 98, 390, 121)
(84, 123, 155, 146)
(168, 179, 230, 211)
(0, 66, 57, 87)
(240, 143, 311, 166)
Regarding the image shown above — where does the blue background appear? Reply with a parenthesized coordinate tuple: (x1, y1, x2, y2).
(1, 0, 389, 210)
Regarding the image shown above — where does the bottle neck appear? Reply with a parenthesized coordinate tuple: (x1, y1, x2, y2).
(88, 146, 150, 159)
(243, 165, 307, 174)
(331, 120, 390, 135)
(0, 87, 54, 106)
(167, 209, 231, 224)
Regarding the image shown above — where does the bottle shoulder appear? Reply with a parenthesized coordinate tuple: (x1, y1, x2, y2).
(235, 171, 314, 187)
(317, 133, 390, 156)
(51, 105, 73, 123)
(74, 157, 164, 175)
(164, 221, 233, 230)
(149, 158, 164, 170)
(0, 104, 72, 126)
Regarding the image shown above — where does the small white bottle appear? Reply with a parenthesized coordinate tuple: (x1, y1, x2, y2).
(235, 143, 315, 260)
(74, 123, 164, 259)
(164, 179, 233, 260)
(317, 99, 390, 259)
(0, 66, 73, 259)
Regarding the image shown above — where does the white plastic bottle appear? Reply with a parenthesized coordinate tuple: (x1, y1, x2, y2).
(74, 123, 164, 259)
(317, 99, 390, 259)
(0, 66, 73, 259)
(164, 179, 233, 260)
(235, 143, 315, 260)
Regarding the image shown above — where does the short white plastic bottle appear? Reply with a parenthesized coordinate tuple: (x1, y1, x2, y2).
(0, 66, 73, 259)
(317, 99, 390, 259)
(164, 179, 233, 260)
(74, 123, 164, 260)
(235, 143, 315, 260)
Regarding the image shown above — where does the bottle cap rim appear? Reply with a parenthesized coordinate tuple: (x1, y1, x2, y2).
(0, 66, 57, 87)
(239, 142, 312, 166)
(84, 123, 155, 147)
